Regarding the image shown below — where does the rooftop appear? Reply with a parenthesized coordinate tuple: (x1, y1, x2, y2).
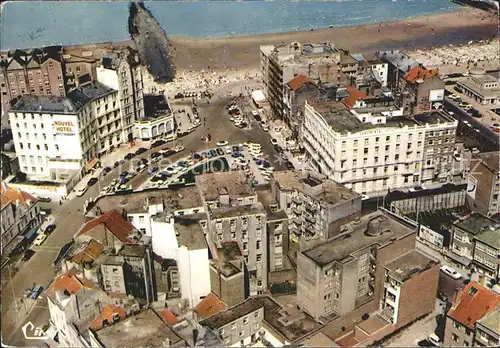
(385, 250, 439, 282)
(474, 151, 500, 173)
(377, 50, 418, 74)
(77, 81, 116, 100)
(92, 309, 184, 347)
(254, 296, 322, 343)
(90, 304, 127, 331)
(272, 171, 359, 205)
(454, 213, 498, 236)
(303, 209, 416, 267)
(474, 227, 500, 250)
(194, 292, 227, 319)
(287, 74, 315, 91)
(0, 184, 37, 210)
(172, 321, 224, 347)
(255, 187, 288, 221)
(143, 95, 171, 120)
(174, 217, 207, 250)
(307, 100, 455, 134)
(200, 298, 263, 329)
(45, 269, 97, 306)
(447, 281, 500, 329)
(403, 66, 439, 83)
(209, 203, 265, 219)
(68, 239, 104, 264)
(458, 78, 500, 99)
(90, 186, 202, 215)
(214, 241, 243, 277)
(196, 171, 255, 202)
(10, 95, 82, 114)
(476, 308, 500, 334)
(75, 210, 136, 244)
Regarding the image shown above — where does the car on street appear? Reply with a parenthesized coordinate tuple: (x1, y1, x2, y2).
(162, 149, 176, 158)
(225, 146, 232, 154)
(137, 164, 148, 173)
(472, 147, 480, 154)
(254, 114, 262, 122)
(270, 138, 278, 146)
(166, 167, 178, 174)
(44, 224, 56, 235)
(119, 176, 129, 185)
(33, 233, 47, 246)
(152, 139, 166, 148)
(23, 249, 36, 261)
(459, 101, 469, 108)
(178, 161, 190, 168)
(409, 185, 427, 192)
(216, 148, 225, 156)
(135, 147, 148, 155)
(449, 94, 460, 100)
(440, 265, 462, 279)
(76, 186, 88, 197)
(124, 153, 135, 160)
(151, 156, 161, 164)
(210, 149, 218, 157)
(453, 152, 462, 161)
(148, 166, 159, 175)
(37, 196, 52, 203)
(362, 194, 370, 201)
(285, 161, 294, 170)
(87, 177, 98, 187)
(491, 123, 500, 133)
(217, 140, 229, 146)
(29, 285, 44, 299)
(120, 171, 129, 178)
(174, 145, 185, 152)
(151, 152, 161, 158)
(102, 166, 111, 174)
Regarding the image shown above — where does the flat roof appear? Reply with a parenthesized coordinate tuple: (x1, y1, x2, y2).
(458, 79, 500, 99)
(272, 170, 359, 205)
(303, 210, 416, 267)
(78, 81, 116, 100)
(385, 250, 439, 282)
(255, 187, 288, 221)
(454, 213, 498, 236)
(11, 95, 81, 114)
(200, 298, 263, 329)
(477, 308, 500, 334)
(474, 227, 500, 250)
(174, 217, 207, 250)
(210, 203, 265, 219)
(196, 171, 255, 202)
(89, 186, 202, 215)
(308, 100, 455, 134)
(215, 241, 243, 277)
(474, 151, 500, 173)
(254, 296, 321, 343)
(93, 309, 183, 347)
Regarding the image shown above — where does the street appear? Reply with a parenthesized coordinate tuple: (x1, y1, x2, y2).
(1, 94, 282, 346)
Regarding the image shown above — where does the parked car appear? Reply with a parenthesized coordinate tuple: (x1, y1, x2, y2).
(87, 177, 98, 187)
(210, 149, 218, 157)
(440, 265, 462, 279)
(162, 149, 176, 158)
(216, 148, 225, 156)
(152, 139, 166, 148)
(124, 153, 135, 160)
(148, 167, 159, 175)
(23, 249, 36, 261)
(29, 285, 44, 300)
(102, 166, 111, 175)
(33, 233, 47, 246)
(135, 147, 147, 155)
(76, 186, 88, 197)
(151, 152, 161, 158)
(270, 138, 278, 146)
(216, 140, 229, 146)
(284, 161, 295, 170)
(174, 145, 185, 152)
(44, 224, 56, 235)
(37, 197, 51, 203)
(409, 185, 426, 192)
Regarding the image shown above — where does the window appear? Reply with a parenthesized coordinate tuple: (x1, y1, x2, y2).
(364, 148, 368, 154)
(243, 242, 248, 251)
(257, 254, 262, 262)
(254, 311, 260, 319)
(256, 241, 261, 250)
(453, 321, 461, 330)
(219, 328, 224, 335)
(231, 323, 237, 330)
(239, 331, 244, 338)
(243, 317, 248, 324)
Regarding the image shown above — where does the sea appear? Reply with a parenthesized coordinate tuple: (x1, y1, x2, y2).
(0, 0, 459, 50)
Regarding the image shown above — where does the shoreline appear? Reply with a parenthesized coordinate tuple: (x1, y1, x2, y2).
(168, 7, 498, 71)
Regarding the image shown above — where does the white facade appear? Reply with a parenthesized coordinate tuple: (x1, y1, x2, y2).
(302, 101, 458, 194)
(96, 67, 120, 91)
(151, 218, 178, 259)
(135, 114, 175, 141)
(9, 107, 95, 180)
(371, 62, 389, 87)
(176, 246, 211, 307)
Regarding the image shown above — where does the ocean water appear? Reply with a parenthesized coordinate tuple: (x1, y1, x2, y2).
(0, 0, 458, 50)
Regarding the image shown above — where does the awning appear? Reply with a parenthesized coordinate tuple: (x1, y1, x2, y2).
(85, 158, 99, 171)
(2, 235, 25, 257)
(444, 250, 471, 267)
(25, 228, 38, 240)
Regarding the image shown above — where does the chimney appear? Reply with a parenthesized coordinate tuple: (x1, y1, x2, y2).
(407, 65, 411, 72)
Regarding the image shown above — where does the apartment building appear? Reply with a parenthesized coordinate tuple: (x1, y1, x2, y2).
(271, 170, 361, 245)
(472, 227, 500, 285)
(457, 68, 500, 107)
(200, 298, 264, 347)
(467, 151, 500, 217)
(449, 213, 498, 268)
(0, 184, 41, 256)
(376, 50, 419, 90)
(397, 66, 445, 113)
(196, 171, 268, 296)
(302, 99, 458, 194)
(474, 309, 500, 347)
(0, 46, 66, 123)
(444, 282, 500, 347)
(260, 42, 345, 120)
(97, 48, 144, 141)
(297, 209, 417, 320)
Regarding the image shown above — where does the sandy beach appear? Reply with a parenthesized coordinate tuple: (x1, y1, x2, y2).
(169, 8, 498, 72)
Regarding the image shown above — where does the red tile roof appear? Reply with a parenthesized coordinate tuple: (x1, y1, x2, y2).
(448, 281, 500, 329)
(343, 86, 368, 109)
(75, 210, 135, 243)
(287, 74, 314, 90)
(90, 304, 127, 330)
(45, 270, 95, 299)
(403, 66, 439, 83)
(0, 184, 37, 210)
(160, 310, 179, 326)
(194, 292, 227, 319)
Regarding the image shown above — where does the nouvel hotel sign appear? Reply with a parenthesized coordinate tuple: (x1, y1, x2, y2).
(53, 120, 75, 136)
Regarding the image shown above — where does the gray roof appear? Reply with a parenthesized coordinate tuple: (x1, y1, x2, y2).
(474, 227, 500, 250)
(384, 250, 439, 282)
(200, 298, 263, 329)
(378, 50, 418, 73)
(210, 203, 265, 219)
(196, 171, 255, 202)
(11, 95, 81, 114)
(78, 81, 116, 100)
(174, 217, 207, 250)
(454, 213, 498, 236)
(302, 209, 416, 267)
